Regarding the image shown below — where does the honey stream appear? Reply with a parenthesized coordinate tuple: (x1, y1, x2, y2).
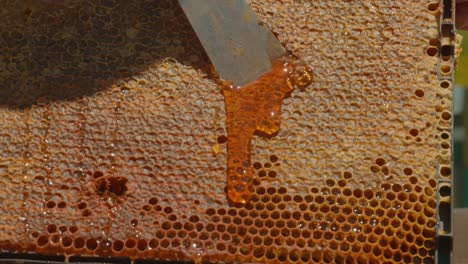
(220, 55, 313, 204)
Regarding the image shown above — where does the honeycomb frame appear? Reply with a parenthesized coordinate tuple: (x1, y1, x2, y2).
(434, 0, 456, 263)
(0, 0, 454, 263)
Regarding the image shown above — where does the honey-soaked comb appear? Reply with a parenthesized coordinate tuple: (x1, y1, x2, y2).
(0, 0, 450, 263)
(221, 56, 312, 204)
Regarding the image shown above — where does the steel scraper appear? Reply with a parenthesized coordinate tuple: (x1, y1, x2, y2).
(178, 0, 286, 86)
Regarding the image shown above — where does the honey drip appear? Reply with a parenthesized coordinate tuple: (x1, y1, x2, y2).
(220, 55, 313, 204)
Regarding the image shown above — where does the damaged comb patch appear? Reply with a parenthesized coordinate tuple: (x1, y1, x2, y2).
(0, 0, 447, 263)
(95, 176, 128, 197)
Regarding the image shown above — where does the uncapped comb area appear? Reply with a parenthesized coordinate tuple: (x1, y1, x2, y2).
(0, 0, 450, 263)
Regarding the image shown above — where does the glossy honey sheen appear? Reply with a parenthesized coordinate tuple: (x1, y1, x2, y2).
(220, 56, 313, 204)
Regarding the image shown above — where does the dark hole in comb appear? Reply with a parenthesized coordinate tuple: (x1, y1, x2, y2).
(95, 176, 128, 196)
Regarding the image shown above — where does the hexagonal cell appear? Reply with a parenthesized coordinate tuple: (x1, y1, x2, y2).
(0, 0, 445, 263)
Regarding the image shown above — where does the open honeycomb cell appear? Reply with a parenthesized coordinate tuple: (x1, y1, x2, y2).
(0, 0, 452, 263)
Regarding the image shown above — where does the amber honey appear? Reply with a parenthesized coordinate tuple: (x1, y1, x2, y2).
(221, 56, 313, 204)
(0, 0, 448, 263)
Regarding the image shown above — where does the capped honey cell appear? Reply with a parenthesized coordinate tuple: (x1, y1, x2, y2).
(0, 0, 447, 263)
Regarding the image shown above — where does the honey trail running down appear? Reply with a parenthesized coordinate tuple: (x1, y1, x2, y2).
(220, 55, 313, 204)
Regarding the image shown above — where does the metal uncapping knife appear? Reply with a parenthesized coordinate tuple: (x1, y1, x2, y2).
(178, 0, 286, 86)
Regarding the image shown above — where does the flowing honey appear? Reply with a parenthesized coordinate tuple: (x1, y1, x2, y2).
(0, 0, 447, 263)
(220, 55, 313, 204)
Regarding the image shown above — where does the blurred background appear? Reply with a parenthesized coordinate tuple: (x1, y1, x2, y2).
(454, 30, 467, 208)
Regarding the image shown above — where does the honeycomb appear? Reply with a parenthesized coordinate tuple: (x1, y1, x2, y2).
(221, 55, 313, 204)
(0, 0, 451, 263)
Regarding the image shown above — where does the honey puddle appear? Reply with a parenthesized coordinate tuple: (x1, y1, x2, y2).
(220, 55, 313, 204)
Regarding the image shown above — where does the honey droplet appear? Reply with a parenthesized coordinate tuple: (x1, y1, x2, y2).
(220, 55, 313, 204)
(212, 143, 221, 154)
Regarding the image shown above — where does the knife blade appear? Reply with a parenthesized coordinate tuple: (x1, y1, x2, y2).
(178, 0, 286, 86)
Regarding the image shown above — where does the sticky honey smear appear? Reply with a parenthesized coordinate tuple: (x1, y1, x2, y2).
(0, 0, 447, 262)
(220, 55, 313, 204)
